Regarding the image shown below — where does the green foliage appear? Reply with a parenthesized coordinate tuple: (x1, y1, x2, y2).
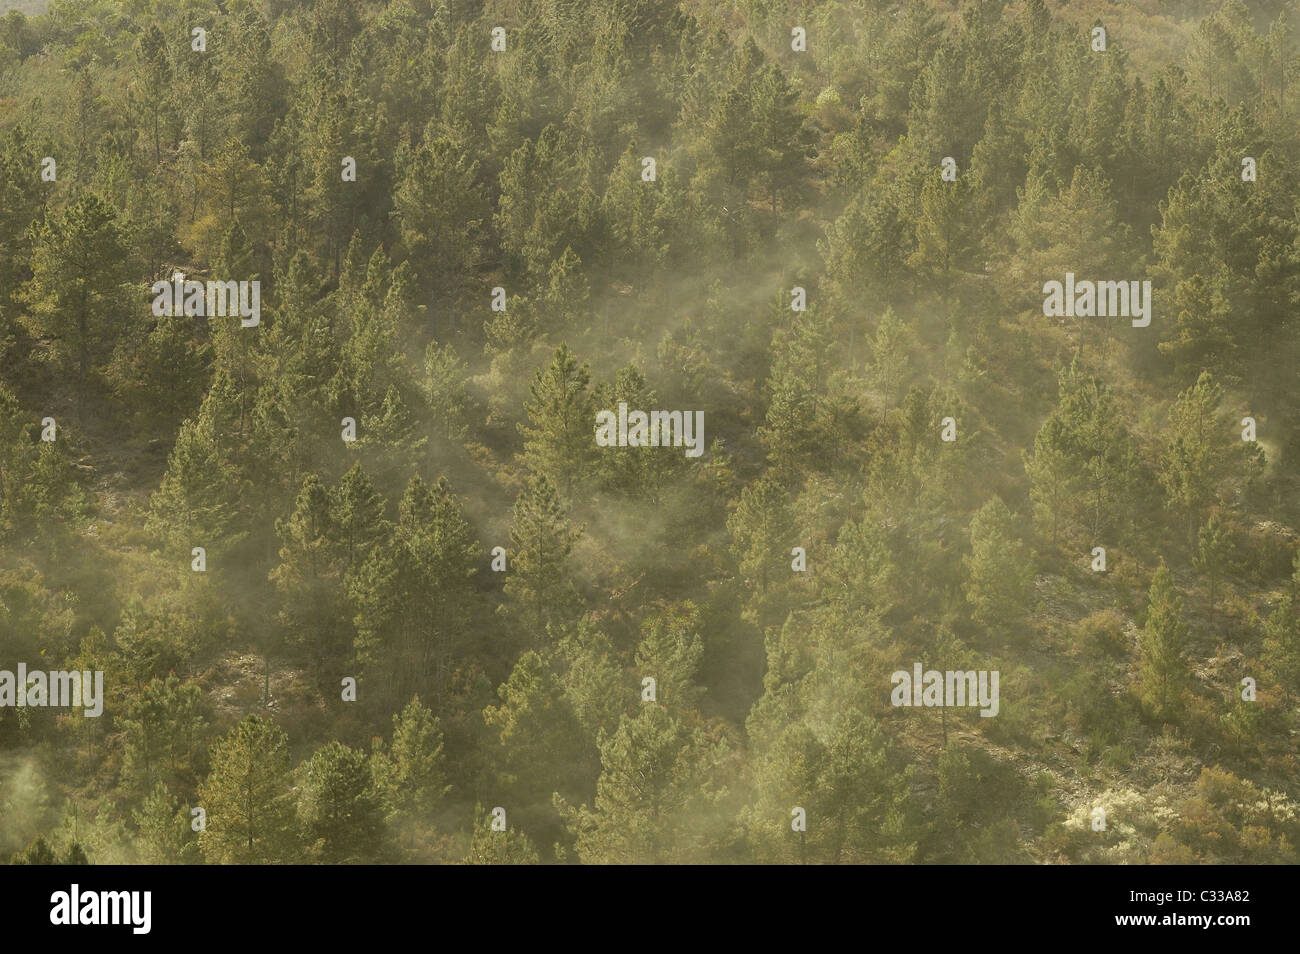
(483, 650, 592, 853)
(350, 475, 482, 710)
(21, 193, 133, 385)
(727, 473, 796, 626)
(1139, 564, 1191, 720)
(505, 473, 582, 636)
(1024, 363, 1142, 549)
(297, 740, 386, 863)
(0, 382, 86, 542)
(1262, 589, 1300, 708)
(10, 834, 88, 865)
(569, 705, 724, 864)
(933, 742, 1028, 863)
(371, 695, 450, 831)
(518, 344, 596, 497)
(634, 602, 705, 711)
(1159, 371, 1259, 543)
(0, 0, 1296, 868)
(197, 715, 296, 864)
(462, 806, 540, 865)
(749, 712, 916, 864)
(962, 497, 1035, 631)
(133, 783, 198, 865)
(120, 674, 207, 796)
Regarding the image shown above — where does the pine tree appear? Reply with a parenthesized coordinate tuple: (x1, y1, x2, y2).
(817, 710, 916, 863)
(21, 193, 133, 388)
(1023, 418, 1074, 548)
(270, 473, 349, 668)
(0, 383, 86, 543)
(198, 715, 296, 864)
(371, 695, 450, 832)
(821, 188, 912, 316)
(359, 384, 427, 486)
(218, 3, 284, 153)
(11, 836, 58, 865)
(910, 174, 982, 314)
(518, 344, 596, 498)
(331, 462, 389, 575)
(121, 674, 206, 796)
(553, 620, 629, 741)
(572, 706, 710, 864)
(1025, 364, 1142, 549)
(603, 147, 666, 289)
(1193, 513, 1228, 617)
(1262, 591, 1300, 708)
(148, 411, 247, 557)
(747, 722, 824, 863)
(133, 783, 197, 865)
(867, 307, 911, 416)
(393, 132, 487, 299)
(335, 250, 410, 419)
(827, 509, 902, 618)
(1159, 371, 1236, 544)
(350, 476, 481, 709)
(132, 25, 172, 166)
(750, 63, 813, 215)
(1139, 564, 1191, 719)
(592, 364, 681, 498)
(123, 311, 209, 433)
(0, 128, 43, 317)
(1009, 168, 1132, 359)
(483, 650, 592, 851)
(462, 806, 540, 865)
(634, 602, 705, 711)
(758, 310, 830, 477)
(728, 478, 795, 613)
(423, 340, 470, 442)
(962, 497, 1035, 631)
(190, 138, 272, 261)
(297, 740, 385, 863)
(506, 474, 582, 636)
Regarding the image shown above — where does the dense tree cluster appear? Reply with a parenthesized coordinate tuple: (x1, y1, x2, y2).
(1, 0, 1298, 864)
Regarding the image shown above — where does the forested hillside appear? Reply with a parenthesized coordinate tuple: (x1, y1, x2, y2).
(1, 0, 1298, 864)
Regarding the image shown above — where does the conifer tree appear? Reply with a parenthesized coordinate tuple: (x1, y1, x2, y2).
(297, 740, 385, 863)
(0, 128, 43, 316)
(518, 344, 596, 498)
(505, 474, 582, 636)
(133, 783, 198, 865)
(22, 193, 133, 388)
(571, 706, 711, 864)
(350, 475, 480, 709)
(423, 340, 471, 442)
(371, 695, 450, 832)
(149, 413, 247, 557)
(121, 674, 207, 797)
(634, 602, 705, 711)
(1262, 585, 1300, 709)
(962, 497, 1035, 631)
(727, 474, 795, 601)
(393, 132, 487, 299)
(270, 474, 349, 668)
(553, 620, 629, 741)
(1159, 371, 1243, 543)
(198, 715, 296, 864)
(463, 807, 540, 865)
(1139, 564, 1191, 720)
(1193, 513, 1228, 616)
(331, 462, 389, 575)
(483, 650, 592, 850)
